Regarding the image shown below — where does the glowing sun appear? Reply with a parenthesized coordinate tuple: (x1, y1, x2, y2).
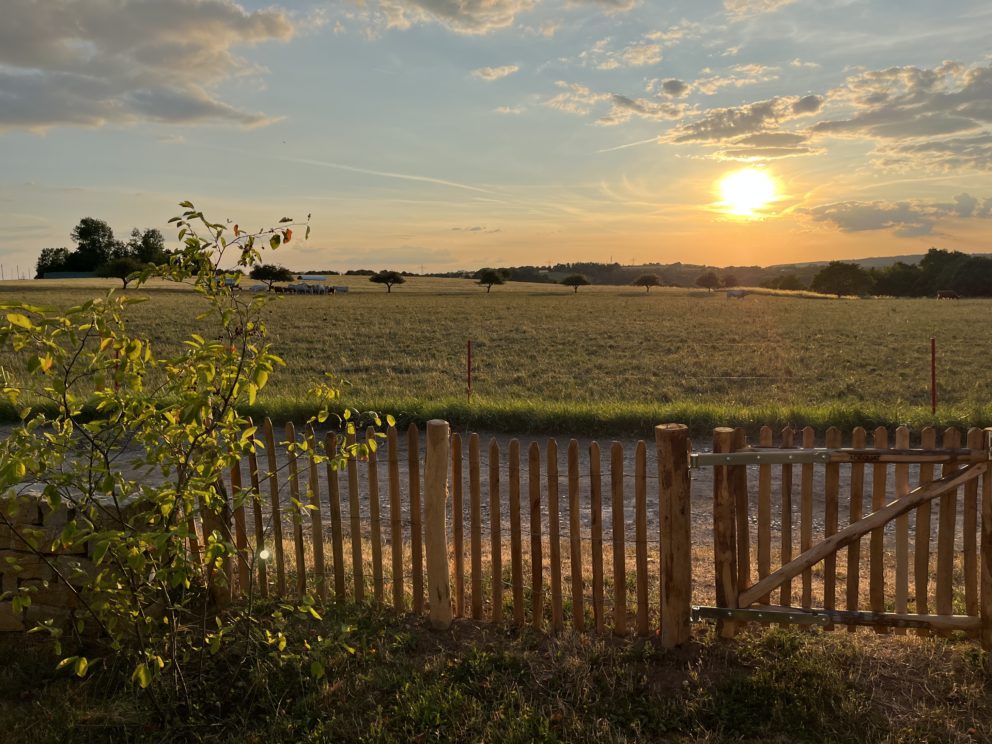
(717, 167, 778, 217)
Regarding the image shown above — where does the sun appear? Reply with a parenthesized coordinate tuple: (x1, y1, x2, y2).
(717, 167, 778, 218)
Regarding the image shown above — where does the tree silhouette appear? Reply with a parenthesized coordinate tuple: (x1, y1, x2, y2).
(696, 271, 720, 292)
(810, 261, 873, 297)
(561, 274, 591, 293)
(633, 274, 663, 293)
(97, 257, 145, 289)
(476, 268, 505, 293)
(370, 270, 406, 293)
(249, 264, 294, 290)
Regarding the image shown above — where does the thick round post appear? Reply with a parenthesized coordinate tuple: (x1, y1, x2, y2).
(658, 424, 692, 647)
(981, 428, 992, 651)
(424, 420, 452, 630)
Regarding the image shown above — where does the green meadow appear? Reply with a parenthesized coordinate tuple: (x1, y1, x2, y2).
(2, 276, 990, 434)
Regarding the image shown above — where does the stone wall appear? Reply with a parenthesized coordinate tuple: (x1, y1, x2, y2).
(0, 493, 94, 632)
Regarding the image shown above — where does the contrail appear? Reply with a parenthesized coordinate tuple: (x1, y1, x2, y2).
(596, 136, 660, 154)
(283, 155, 494, 194)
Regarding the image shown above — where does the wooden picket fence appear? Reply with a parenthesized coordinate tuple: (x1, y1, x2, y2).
(205, 418, 992, 650)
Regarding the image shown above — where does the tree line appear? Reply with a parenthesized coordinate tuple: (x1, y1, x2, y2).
(36, 217, 170, 288)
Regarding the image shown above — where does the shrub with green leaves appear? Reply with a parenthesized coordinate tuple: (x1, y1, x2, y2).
(0, 203, 382, 708)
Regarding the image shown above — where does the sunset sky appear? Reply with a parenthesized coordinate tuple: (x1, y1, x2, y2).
(2, 0, 991, 274)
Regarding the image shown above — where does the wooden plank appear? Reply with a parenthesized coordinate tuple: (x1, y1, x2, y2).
(779, 426, 794, 607)
(489, 438, 503, 623)
(635, 440, 648, 636)
(658, 425, 692, 647)
(424, 420, 452, 630)
(800, 427, 815, 609)
(263, 417, 286, 596)
(409, 424, 424, 614)
(747, 606, 981, 632)
(611, 441, 626, 636)
(230, 458, 250, 598)
(981, 431, 992, 650)
(846, 427, 867, 631)
(366, 426, 383, 605)
(757, 426, 773, 605)
(568, 439, 583, 631)
(823, 426, 842, 626)
(529, 441, 544, 630)
(246, 431, 267, 598)
(893, 426, 910, 634)
(451, 433, 464, 617)
(325, 433, 346, 601)
(590, 441, 604, 633)
(347, 429, 364, 602)
(936, 428, 961, 619)
(469, 433, 483, 620)
(914, 426, 936, 634)
(739, 462, 987, 608)
(387, 427, 404, 610)
(713, 428, 737, 638)
(731, 427, 751, 593)
(307, 426, 327, 603)
(869, 427, 888, 630)
(285, 422, 307, 596)
(508, 439, 524, 626)
(964, 428, 982, 618)
(547, 439, 563, 633)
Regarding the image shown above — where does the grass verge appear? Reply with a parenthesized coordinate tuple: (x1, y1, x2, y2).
(1, 601, 989, 743)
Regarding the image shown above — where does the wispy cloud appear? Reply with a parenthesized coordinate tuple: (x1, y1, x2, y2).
(472, 65, 520, 81)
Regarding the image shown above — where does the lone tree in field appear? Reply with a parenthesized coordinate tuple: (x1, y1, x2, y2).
(476, 268, 505, 293)
(250, 263, 294, 290)
(633, 273, 663, 293)
(810, 261, 873, 297)
(370, 270, 406, 293)
(97, 256, 145, 289)
(696, 271, 720, 292)
(722, 273, 739, 288)
(561, 273, 591, 293)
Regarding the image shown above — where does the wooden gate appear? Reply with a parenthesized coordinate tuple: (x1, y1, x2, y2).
(693, 426, 992, 648)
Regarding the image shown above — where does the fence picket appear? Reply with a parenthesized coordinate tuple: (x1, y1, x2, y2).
(915, 427, 936, 634)
(469, 434, 483, 620)
(230, 458, 250, 598)
(246, 434, 267, 598)
(489, 438, 503, 623)
(800, 427, 815, 609)
(366, 426, 383, 605)
(981, 431, 992, 650)
(713, 428, 737, 638)
(824, 427, 842, 627)
(263, 417, 286, 596)
(409, 424, 424, 614)
(347, 430, 364, 602)
(757, 426, 773, 605)
(307, 426, 327, 603)
(547, 439, 563, 633)
(590, 441, 604, 633)
(937, 428, 961, 620)
(846, 427, 867, 629)
(611, 442, 626, 636)
(568, 440, 583, 631)
(529, 442, 544, 630)
(779, 426, 794, 607)
(285, 422, 307, 596)
(635, 440, 648, 636)
(508, 439, 524, 626)
(452, 433, 464, 617)
(388, 427, 403, 610)
(732, 428, 751, 593)
(870, 427, 888, 632)
(965, 428, 982, 619)
(894, 426, 910, 634)
(326, 433, 346, 601)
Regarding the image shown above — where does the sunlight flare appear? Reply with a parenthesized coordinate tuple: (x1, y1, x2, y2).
(716, 167, 779, 218)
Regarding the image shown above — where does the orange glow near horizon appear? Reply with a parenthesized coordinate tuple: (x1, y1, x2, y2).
(717, 167, 778, 218)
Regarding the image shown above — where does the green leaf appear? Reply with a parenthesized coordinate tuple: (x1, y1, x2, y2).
(132, 662, 152, 689)
(6, 313, 33, 330)
(74, 656, 88, 678)
(386, 414, 396, 428)
(310, 660, 325, 679)
(270, 235, 281, 250)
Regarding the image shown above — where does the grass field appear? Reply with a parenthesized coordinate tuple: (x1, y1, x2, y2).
(2, 276, 990, 434)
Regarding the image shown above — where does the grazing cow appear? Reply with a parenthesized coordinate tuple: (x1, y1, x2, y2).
(726, 289, 748, 299)
(937, 290, 960, 299)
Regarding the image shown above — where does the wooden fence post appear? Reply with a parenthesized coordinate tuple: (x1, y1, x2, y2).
(981, 428, 992, 652)
(713, 427, 737, 638)
(424, 420, 453, 630)
(658, 424, 692, 647)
